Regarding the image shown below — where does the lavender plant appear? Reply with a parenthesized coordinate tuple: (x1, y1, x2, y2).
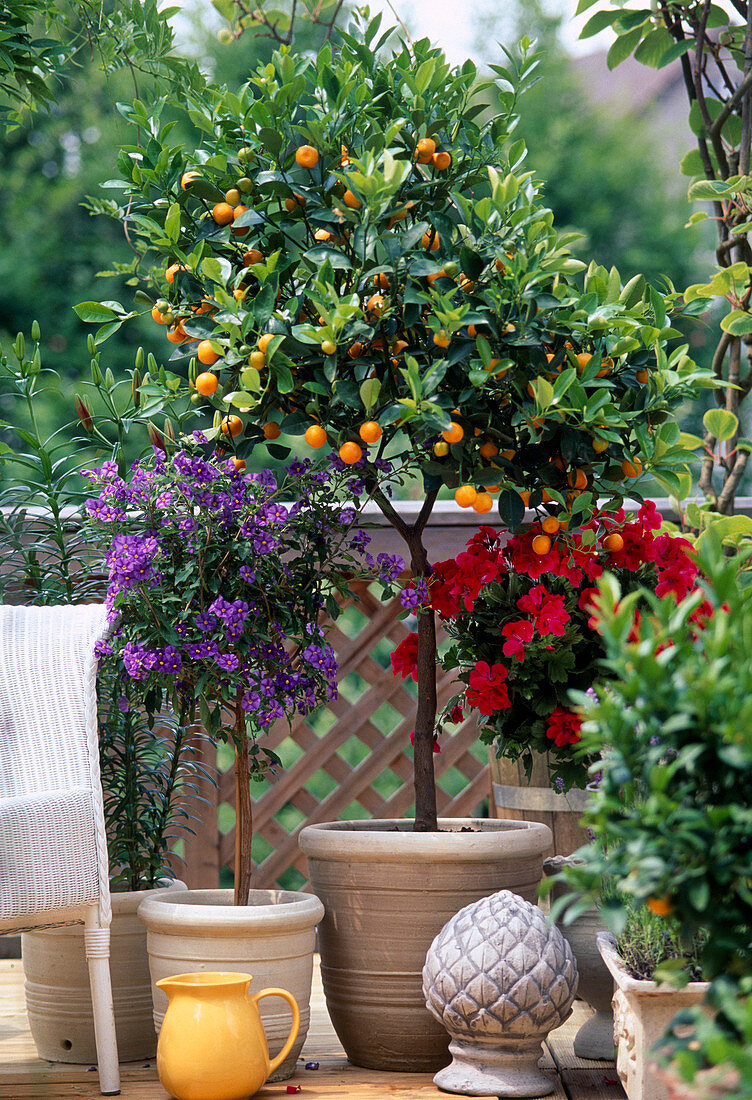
(85, 440, 401, 903)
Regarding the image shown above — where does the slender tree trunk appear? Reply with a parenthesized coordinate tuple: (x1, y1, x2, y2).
(406, 527, 439, 831)
(371, 485, 440, 831)
(233, 698, 253, 905)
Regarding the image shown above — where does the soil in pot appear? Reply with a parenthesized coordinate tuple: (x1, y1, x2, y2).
(298, 817, 552, 1073)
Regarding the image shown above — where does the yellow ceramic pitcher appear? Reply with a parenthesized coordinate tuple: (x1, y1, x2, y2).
(155, 972, 300, 1100)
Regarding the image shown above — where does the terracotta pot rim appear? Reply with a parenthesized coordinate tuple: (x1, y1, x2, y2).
(108, 879, 187, 915)
(137, 888, 324, 936)
(298, 817, 552, 862)
(597, 932, 710, 996)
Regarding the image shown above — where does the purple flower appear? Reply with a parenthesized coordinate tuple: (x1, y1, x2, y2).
(242, 690, 261, 711)
(253, 530, 279, 555)
(215, 652, 240, 672)
(195, 611, 218, 633)
(184, 640, 219, 660)
(239, 566, 256, 582)
(117, 696, 130, 713)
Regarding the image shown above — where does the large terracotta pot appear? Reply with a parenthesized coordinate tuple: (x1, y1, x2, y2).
(137, 888, 323, 1083)
(298, 817, 552, 1072)
(22, 879, 187, 1063)
(597, 932, 710, 1100)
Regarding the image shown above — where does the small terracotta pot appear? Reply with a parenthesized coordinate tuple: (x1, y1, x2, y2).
(597, 932, 710, 1100)
(299, 817, 552, 1072)
(22, 879, 187, 1063)
(137, 888, 323, 1082)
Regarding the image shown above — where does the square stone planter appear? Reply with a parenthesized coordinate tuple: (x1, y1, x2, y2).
(597, 932, 709, 1100)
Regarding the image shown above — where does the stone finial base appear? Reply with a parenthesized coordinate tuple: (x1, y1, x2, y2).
(433, 1037, 556, 1098)
(573, 1008, 616, 1061)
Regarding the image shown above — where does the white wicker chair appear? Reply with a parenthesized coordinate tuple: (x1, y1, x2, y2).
(0, 603, 120, 1095)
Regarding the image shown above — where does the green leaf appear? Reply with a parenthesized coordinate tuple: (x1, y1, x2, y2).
(74, 301, 118, 323)
(607, 27, 644, 70)
(658, 38, 694, 68)
(165, 202, 181, 243)
(580, 9, 621, 38)
(680, 148, 706, 177)
(720, 309, 752, 336)
(498, 489, 525, 529)
(360, 378, 381, 412)
(633, 27, 674, 68)
(703, 408, 738, 441)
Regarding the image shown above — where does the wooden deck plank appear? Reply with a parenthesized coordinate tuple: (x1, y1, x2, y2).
(0, 960, 614, 1100)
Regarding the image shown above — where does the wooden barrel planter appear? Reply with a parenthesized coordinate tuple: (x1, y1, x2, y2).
(488, 749, 590, 859)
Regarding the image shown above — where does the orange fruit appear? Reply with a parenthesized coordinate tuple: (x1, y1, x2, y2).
(166, 325, 186, 344)
(532, 534, 552, 556)
(433, 330, 451, 348)
(568, 468, 588, 491)
(225, 187, 241, 205)
(231, 204, 250, 235)
(433, 441, 449, 457)
(373, 272, 390, 291)
(455, 485, 477, 508)
(501, 449, 516, 460)
(284, 193, 306, 212)
(459, 273, 474, 293)
(262, 421, 281, 440)
(257, 333, 275, 354)
(647, 896, 674, 917)
(603, 533, 625, 553)
(180, 170, 200, 189)
(339, 441, 362, 464)
(366, 293, 385, 318)
(243, 248, 264, 266)
(165, 263, 185, 284)
(472, 492, 493, 514)
(593, 437, 609, 454)
(197, 340, 220, 366)
(221, 415, 243, 437)
(295, 144, 319, 168)
(391, 338, 408, 355)
(314, 228, 332, 242)
(231, 457, 246, 471)
(479, 441, 499, 460)
(359, 421, 382, 443)
(415, 136, 436, 163)
(576, 352, 592, 374)
(596, 356, 614, 378)
(636, 368, 649, 384)
(621, 457, 643, 478)
(348, 341, 364, 359)
(151, 305, 170, 324)
(422, 229, 440, 251)
(442, 421, 464, 444)
(541, 516, 560, 535)
(343, 189, 361, 209)
(304, 424, 327, 448)
(518, 490, 531, 506)
(195, 372, 219, 396)
(340, 144, 349, 166)
(432, 150, 452, 170)
(212, 202, 235, 225)
(321, 340, 337, 356)
(249, 350, 266, 369)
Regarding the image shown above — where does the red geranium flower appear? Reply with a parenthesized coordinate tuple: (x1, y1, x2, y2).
(545, 706, 582, 747)
(501, 619, 535, 661)
(466, 660, 511, 715)
(390, 632, 419, 681)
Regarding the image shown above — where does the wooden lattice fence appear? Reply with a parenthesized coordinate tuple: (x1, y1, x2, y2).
(178, 580, 490, 891)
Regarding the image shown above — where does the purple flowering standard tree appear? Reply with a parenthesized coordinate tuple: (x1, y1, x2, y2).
(85, 439, 401, 905)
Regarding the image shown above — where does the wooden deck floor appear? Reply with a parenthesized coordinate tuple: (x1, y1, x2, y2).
(0, 958, 624, 1099)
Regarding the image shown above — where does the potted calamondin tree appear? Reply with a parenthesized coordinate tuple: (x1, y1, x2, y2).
(80, 11, 710, 1071)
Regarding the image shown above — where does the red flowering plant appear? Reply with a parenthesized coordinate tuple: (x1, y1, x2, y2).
(391, 500, 708, 790)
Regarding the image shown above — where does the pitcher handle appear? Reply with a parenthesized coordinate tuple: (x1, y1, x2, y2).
(250, 987, 300, 1075)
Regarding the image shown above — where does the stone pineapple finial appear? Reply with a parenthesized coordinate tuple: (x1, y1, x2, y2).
(422, 889, 578, 1097)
